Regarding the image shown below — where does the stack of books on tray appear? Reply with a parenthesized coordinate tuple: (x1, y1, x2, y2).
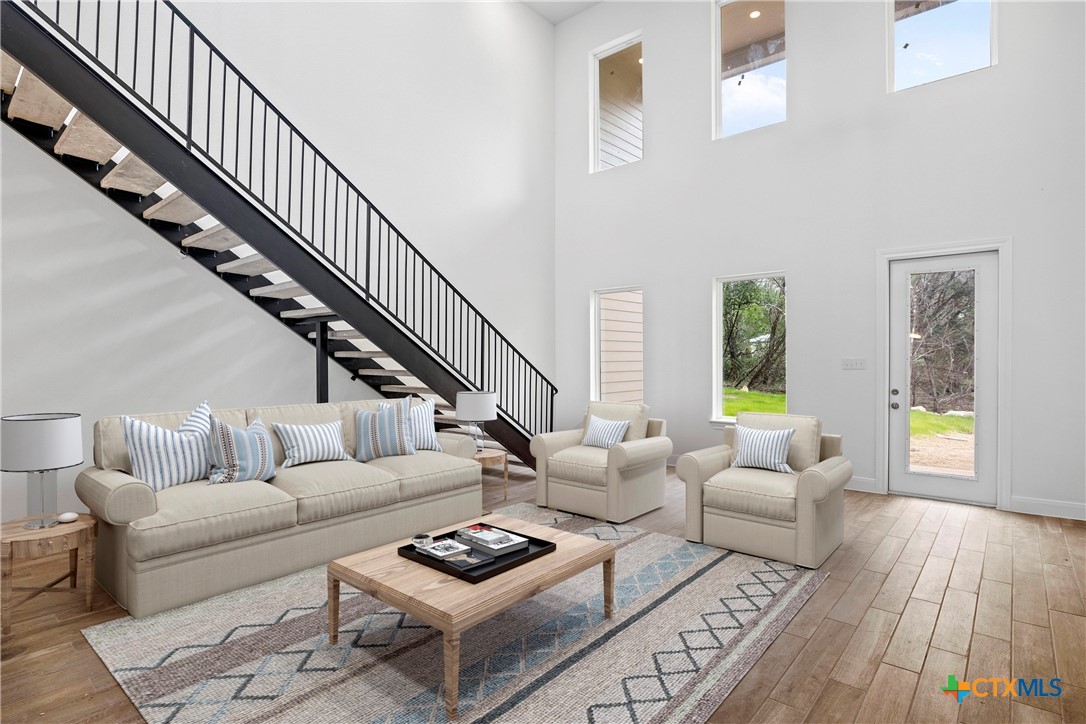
(456, 524, 530, 556)
(415, 538, 494, 569)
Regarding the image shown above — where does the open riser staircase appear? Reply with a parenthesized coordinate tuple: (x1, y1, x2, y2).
(1, 0, 554, 466)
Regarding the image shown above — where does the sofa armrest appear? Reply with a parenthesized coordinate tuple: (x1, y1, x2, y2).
(609, 436, 673, 471)
(530, 429, 585, 506)
(74, 467, 157, 525)
(798, 456, 853, 503)
(435, 432, 477, 460)
(676, 444, 734, 543)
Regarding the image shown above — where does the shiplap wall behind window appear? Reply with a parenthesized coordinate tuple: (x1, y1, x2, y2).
(597, 42, 643, 170)
(597, 289, 644, 402)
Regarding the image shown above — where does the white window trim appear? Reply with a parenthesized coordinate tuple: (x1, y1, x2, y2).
(711, 270, 787, 426)
(591, 284, 644, 402)
(886, 0, 999, 94)
(589, 30, 643, 174)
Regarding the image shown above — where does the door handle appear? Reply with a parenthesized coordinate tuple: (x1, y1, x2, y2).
(891, 402, 900, 410)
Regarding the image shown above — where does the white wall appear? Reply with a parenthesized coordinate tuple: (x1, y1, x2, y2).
(553, 2, 1085, 516)
(173, 0, 557, 377)
(1, 126, 369, 520)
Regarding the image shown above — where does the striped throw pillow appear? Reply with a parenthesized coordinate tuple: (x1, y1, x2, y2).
(357, 397, 415, 462)
(209, 416, 275, 484)
(582, 415, 631, 449)
(381, 398, 442, 452)
(272, 420, 351, 468)
(732, 424, 796, 474)
(122, 401, 212, 491)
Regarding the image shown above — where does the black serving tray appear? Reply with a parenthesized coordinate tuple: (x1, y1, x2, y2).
(397, 524, 557, 584)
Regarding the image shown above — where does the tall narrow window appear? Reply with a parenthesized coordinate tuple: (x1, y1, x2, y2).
(718, 0, 786, 138)
(714, 275, 786, 419)
(594, 288, 644, 403)
(894, 1, 992, 91)
(594, 37, 643, 171)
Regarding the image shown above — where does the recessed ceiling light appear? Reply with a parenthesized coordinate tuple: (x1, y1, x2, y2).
(749, 10, 761, 18)
(638, 57, 643, 64)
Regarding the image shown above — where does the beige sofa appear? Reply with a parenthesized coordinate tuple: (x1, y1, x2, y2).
(531, 402, 673, 523)
(75, 400, 481, 617)
(678, 412, 852, 568)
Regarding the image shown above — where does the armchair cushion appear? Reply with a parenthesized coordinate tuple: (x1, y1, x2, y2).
(585, 401, 649, 441)
(733, 424, 795, 474)
(736, 412, 822, 472)
(582, 415, 630, 449)
(704, 467, 798, 522)
(548, 445, 609, 486)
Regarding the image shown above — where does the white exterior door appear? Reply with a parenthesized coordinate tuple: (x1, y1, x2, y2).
(888, 252, 998, 505)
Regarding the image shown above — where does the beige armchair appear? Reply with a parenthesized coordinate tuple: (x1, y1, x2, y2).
(678, 412, 852, 568)
(531, 402, 673, 523)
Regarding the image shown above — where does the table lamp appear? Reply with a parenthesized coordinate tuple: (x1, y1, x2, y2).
(455, 392, 497, 453)
(1, 413, 83, 528)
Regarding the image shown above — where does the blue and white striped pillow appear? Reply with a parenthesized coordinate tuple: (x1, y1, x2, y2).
(272, 420, 351, 468)
(381, 398, 442, 452)
(209, 416, 275, 484)
(732, 424, 795, 474)
(582, 415, 631, 449)
(122, 401, 212, 491)
(357, 397, 415, 462)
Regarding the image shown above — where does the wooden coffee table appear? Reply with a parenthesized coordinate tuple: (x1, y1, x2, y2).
(327, 514, 615, 719)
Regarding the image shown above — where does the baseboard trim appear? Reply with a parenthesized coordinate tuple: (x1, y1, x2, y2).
(846, 476, 880, 494)
(1008, 496, 1086, 521)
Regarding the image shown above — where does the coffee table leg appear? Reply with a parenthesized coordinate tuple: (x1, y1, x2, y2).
(603, 554, 615, 619)
(444, 630, 460, 719)
(327, 574, 340, 645)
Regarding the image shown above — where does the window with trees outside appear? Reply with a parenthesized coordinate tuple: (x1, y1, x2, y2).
(715, 275, 786, 419)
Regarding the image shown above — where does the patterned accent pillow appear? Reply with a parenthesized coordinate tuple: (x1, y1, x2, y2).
(357, 397, 415, 462)
(208, 416, 275, 484)
(582, 415, 631, 449)
(122, 401, 212, 491)
(381, 398, 442, 453)
(272, 420, 351, 468)
(732, 424, 796, 474)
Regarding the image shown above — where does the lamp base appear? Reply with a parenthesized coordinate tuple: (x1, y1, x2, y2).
(25, 470, 60, 529)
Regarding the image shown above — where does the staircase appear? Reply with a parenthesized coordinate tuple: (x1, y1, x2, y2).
(1, 0, 554, 466)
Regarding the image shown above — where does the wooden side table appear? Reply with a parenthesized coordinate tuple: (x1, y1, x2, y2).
(1, 514, 97, 635)
(474, 449, 508, 501)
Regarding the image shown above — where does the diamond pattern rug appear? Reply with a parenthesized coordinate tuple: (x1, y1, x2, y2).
(83, 504, 826, 723)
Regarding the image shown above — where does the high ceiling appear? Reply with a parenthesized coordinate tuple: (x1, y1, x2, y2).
(523, 2, 598, 25)
(721, 1, 786, 54)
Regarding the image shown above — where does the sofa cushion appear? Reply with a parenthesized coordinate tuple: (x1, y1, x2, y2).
(584, 401, 649, 441)
(548, 445, 609, 487)
(96, 407, 247, 473)
(356, 397, 414, 461)
(247, 403, 346, 467)
(365, 451, 480, 501)
(209, 416, 276, 485)
(127, 480, 297, 561)
(122, 402, 213, 491)
(704, 467, 798, 522)
(270, 460, 399, 524)
(736, 412, 822, 472)
(272, 420, 352, 468)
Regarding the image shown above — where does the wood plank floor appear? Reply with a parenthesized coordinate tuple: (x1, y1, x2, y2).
(1, 467, 1083, 723)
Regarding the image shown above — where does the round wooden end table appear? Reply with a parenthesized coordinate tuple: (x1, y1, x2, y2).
(474, 449, 509, 501)
(1, 514, 97, 635)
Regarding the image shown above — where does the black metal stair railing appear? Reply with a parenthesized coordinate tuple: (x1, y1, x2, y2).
(12, 0, 555, 438)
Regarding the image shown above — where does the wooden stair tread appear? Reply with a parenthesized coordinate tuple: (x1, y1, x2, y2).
(53, 112, 121, 164)
(2, 51, 22, 95)
(100, 153, 165, 195)
(216, 254, 277, 276)
(332, 350, 388, 359)
(250, 281, 307, 299)
(307, 329, 365, 340)
(7, 70, 70, 130)
(182, 224, 243, 251)
(355, 368, 408, 377)
(280, 306, 334, 320)
(143, 190, 206, 225)
(433, 401, 455, 412)
(381, 385, 435, 395)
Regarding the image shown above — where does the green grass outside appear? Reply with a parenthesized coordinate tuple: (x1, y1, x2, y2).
(723, 388, 975, 437)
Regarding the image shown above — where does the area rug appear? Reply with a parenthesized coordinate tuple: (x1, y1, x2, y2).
(83, 504, 826, 723)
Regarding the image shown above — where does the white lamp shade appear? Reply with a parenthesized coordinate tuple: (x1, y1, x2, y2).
(456, 391, 497, 422)
(1, 413, 84, 472)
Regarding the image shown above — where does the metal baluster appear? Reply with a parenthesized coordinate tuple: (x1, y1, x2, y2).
(185, 27, 194, 149)
(132, 0, 139, 90)
(219, 61, 226, 162)
(204, 46, 211, 148)
(95, 1, 101, 57)
(167, 13, 174, 118)
(75, 0, 80, 42)
(149, 2, 157, 105)
(234, 77, 240, 174)
(332, 174, 339, 263)
(365, 205, 372, 300)
(113, 1, 120, 73)
(247, 88, 254, 188)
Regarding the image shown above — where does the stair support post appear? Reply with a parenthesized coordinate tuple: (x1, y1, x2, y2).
(315, 320, 329, 404)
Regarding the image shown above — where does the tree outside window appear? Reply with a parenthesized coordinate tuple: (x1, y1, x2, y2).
(721, 276, 786, 417)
